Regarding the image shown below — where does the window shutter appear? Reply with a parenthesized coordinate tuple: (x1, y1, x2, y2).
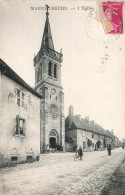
(23, 120, 26, 136)
(16, 115, 19, 134)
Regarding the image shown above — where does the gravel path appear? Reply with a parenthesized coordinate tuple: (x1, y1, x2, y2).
(0, 148, 125, 195)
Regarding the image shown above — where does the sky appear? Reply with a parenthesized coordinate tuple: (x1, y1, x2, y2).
(0, 0, 125, 140)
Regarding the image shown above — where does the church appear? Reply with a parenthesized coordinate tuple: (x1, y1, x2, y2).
(33, 7, 65, 153)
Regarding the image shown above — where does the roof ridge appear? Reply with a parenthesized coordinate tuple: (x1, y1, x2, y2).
(0, 59, 42, 98)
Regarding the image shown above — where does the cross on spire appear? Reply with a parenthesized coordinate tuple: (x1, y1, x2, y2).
(45, 4, 50, 15)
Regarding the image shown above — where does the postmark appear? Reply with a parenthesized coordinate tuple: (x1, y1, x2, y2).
(100, 2, 123, 34)
(85, 10, 120, 44)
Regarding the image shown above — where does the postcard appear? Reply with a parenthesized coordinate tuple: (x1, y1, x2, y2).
(0, 0, 125, 194)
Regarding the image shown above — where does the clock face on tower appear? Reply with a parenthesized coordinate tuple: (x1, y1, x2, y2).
(51, 88, 56, 95)
(49, 104, 59, 119)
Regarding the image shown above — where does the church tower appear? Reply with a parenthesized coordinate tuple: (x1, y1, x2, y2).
(34, 6, 65, 153)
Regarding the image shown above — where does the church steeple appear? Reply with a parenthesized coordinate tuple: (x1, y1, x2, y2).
(34, 5, 62, 68)
(41, 5, 54, 50)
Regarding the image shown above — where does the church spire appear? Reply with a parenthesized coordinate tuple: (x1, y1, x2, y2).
(41, 5, 54, 50)
(34, 5, 63, 67)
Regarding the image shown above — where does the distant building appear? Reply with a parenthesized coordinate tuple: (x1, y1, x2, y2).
(120, 138, 125, 147)
(114, 136, 120, 148)
(65, 106, 115, 152)
(0, 59, 41, 167)
(34, 8, 65, 152)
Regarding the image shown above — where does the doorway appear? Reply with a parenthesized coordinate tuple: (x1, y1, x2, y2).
(49, 137, 56, 148)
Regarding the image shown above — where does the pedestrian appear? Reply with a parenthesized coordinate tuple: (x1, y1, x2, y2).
(74, 150, 79, 161)
(47, 144, 49, 153)
(107, 144, 111, 156)
(78, 146, 83, 160)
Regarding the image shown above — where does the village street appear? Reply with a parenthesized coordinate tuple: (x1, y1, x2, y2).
(0, 148, 125, 195)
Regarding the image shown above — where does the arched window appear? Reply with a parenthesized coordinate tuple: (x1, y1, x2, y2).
(40, 63, 42, 78)
(49, 130, 57, 137)
(43, 57, 46, 73)
(37, 65, 41, 82)
(36, 70, 39, 83)
(48, 62, 52, 76)
(35, 70, 37, 84)
(54, 64, 57, 78)
(39, 66, 41, 79)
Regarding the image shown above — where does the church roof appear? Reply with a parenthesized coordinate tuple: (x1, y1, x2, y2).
(0, 59, 42, 98)
(41, 10, 54, 50)
(65, 115, 114, 138)
(34, 8, 63, 66)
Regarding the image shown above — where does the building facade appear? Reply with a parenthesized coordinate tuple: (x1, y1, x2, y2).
(65, 106, 115, 152)
(34, 9, 65, 153)
(0, 59, 41, 167)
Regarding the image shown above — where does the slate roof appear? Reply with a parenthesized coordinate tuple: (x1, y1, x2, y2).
(65, 115, 114, 138)
(41, 10, 54, 50)
(0, 59, 42, 98)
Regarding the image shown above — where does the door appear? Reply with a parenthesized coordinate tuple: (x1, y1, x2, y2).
(50, 137, 56, 148)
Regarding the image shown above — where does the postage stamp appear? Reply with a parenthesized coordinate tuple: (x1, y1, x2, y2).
(100, 1, 123, 34)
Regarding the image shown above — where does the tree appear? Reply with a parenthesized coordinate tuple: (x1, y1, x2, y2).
(87, 139, 93, 147)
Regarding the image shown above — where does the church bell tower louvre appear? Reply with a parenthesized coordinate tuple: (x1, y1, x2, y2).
(34, 5, 65, 153)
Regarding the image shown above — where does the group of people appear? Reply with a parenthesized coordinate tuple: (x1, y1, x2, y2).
(75, 144, 112, 161)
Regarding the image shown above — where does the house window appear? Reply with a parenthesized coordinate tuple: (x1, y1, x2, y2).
(17, 89, 20, 106)
(11, 156, 18, 161)
(54, 64, 57, 78)
(83, 142, 86, 149)
(17, 89, 25, 107)
(48, 62, 52, 76)
(22, 92, 25, 107)
(19, 119, 24, 135)
(27, 156, 32, 160)
(16, 115, 26, 136)
(83, 131, 86, 137)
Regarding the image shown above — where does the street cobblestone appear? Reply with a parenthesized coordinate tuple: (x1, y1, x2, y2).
(0, 148, 125, 195)
(64, 152, 125, 195)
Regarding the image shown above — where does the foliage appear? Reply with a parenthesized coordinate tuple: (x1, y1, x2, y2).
(96, 140, 102, 148)
(87, 139, 93, 147)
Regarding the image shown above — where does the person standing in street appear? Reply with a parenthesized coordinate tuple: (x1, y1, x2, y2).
(107, 144, 112, 156)
(78, 146, 83, 160)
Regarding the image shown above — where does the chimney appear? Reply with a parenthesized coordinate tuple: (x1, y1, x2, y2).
(91, 120, 95, 124)
(111, 129, 114, 135)
(85, 116, 89, 122)
(69, 105, 74, 128)
(76, 114, 81, 120)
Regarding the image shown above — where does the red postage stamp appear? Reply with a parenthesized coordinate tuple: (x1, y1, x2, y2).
(100, 1, 123, 34)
